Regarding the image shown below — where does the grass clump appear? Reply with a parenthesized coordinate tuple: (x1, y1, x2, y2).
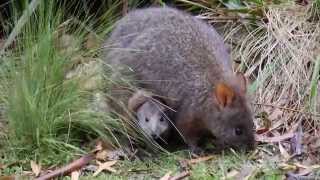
(0, 0, 125, 165)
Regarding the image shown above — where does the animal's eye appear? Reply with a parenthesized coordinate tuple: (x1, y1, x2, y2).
(145, 118, 149, 122)
(235, 127, 243, 136)
(160, 117, 164, 122)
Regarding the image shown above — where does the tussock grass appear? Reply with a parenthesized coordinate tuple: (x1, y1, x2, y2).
(0, 0, 133, 165)
(238, 6, 320, 126)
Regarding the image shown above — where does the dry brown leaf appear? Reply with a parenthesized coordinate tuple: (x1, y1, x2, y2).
(71, 170, 80, 180)
(30, 161, 41, 177)
(95, 150, 108, 161)
(93, 160, 117, 177)
(85, 33, 100, 50)
(187, 155, 215, 165)
(160, 171, 172, 180)
(91, 140, 104, 154)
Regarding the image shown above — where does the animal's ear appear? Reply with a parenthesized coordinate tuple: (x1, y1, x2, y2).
(214, 83, 235, 108)
(236, 72, 247, 95)
(128, 90, 151, 112)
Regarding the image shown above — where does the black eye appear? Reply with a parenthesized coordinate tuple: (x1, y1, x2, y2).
(235, 127, 242, 136)
(160, 117, 164, 122)
(145, 118, 149, 122)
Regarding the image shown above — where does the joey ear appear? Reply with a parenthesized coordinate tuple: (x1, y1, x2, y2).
(128, 90, 151, 112)
(236, 72, 248, 95)
(214, 83, 235, 108)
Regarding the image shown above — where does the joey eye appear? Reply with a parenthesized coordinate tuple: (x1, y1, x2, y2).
(160, 117, 164, 122)
(235, 127, 243, 136)
(145, 118, 149, 122)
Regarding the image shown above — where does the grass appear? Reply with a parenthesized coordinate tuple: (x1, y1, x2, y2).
(0, 0, 129, 166)
(1, 0, 320, 179)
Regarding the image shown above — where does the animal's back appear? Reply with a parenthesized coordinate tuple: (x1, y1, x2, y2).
(104, 7, 232, 109)
(104, 7, 255, 151)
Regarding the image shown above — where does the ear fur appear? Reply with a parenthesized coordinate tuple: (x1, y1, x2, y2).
(235, 72, 248, 95)
(128, 90, 151, 112)
(214, 83, 235, 109)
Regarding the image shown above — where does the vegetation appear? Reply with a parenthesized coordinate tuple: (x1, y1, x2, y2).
(0, 0, 319, 179)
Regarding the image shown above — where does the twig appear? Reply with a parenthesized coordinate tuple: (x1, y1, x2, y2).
(36, 153, 94, 180)
(253, 103, 320, 117)
(292, 122, 303, 155)
(286, 172, 315, 180)
(171, 171, 191, 180)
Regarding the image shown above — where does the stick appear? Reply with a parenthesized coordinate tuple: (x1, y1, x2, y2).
(171, 171, 191, 180)
(36, 153, 94, 180)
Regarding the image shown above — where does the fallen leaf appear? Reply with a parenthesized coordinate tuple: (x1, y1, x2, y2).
(30, 161, 41, 177)
(85, 33, 100, 50)
(95, 149, 125, 161)
(92, 140, 104, 154)
(160, 171, 172, 180)
(95, 150, 108, 161)
(171, 171, 190, 180)
(93, 160, 117, 177)
(187, 155, 215, 165)
(71, 170, 80, 180)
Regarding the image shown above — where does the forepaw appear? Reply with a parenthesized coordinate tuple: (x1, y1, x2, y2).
(189, 145, 205, 157)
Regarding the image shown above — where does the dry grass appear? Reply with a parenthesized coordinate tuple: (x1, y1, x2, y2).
(239, 6, 320, 127)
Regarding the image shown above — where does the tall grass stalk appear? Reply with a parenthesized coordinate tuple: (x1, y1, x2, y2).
(309, 57, 320, 113)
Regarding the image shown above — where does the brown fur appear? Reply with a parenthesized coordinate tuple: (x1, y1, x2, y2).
(103, 7, 255, 152)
